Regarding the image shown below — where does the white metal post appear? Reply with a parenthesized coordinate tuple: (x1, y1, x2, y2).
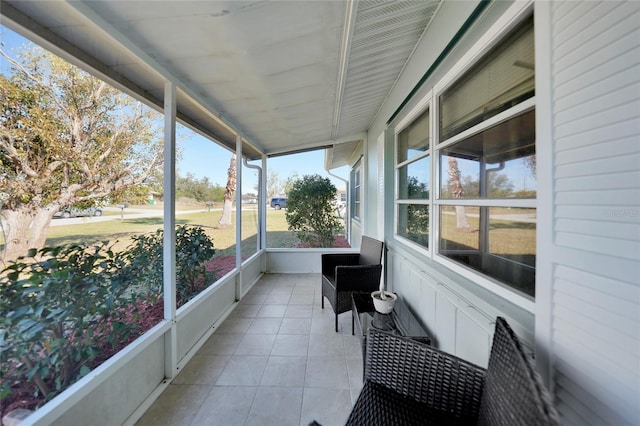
(235, 135, 243, 301)
(163, 81, 177, 379)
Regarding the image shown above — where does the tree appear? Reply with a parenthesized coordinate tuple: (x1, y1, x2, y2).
(285, 174, 341, 247)
(176, 173, 224, 203)
(218, 154, 236, 226)
(447, 157, 471, 231)
(266, 170, 283, 201)
(0, 46, 163, 264)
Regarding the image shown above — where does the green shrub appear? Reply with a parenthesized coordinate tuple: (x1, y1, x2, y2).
(0, 225, 216, 404)
(285, 174, 341, 247)
(0, 242, 134, 400)
(121, 224, 217, 303)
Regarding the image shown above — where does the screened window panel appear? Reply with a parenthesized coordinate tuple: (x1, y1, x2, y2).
(439, 16, 534, 141)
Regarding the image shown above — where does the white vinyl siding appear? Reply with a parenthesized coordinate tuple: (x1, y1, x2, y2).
(538, 1, 640, 425)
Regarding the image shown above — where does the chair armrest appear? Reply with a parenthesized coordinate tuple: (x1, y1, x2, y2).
(365, 328, 486, 419)
(321, 253, 359, 276)
(334, 264, 382, 292)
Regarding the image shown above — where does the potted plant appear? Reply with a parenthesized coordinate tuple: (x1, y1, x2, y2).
(371, 282, 397, 314)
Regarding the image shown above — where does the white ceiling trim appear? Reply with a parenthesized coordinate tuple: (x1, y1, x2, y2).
(332, 0, 358, 140)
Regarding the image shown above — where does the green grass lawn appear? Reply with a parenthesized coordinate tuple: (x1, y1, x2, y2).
(38, 207, 299, 256)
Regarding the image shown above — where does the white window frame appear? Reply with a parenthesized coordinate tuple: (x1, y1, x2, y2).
(351, 159, 363, 222)
(392, 1, 536, 312)
(394, 94, 432, 254)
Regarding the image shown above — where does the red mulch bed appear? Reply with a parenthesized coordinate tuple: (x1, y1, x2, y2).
(1, 239, 351, 420)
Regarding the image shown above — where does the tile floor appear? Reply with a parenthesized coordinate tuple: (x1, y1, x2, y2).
(136, 273, 363, 426)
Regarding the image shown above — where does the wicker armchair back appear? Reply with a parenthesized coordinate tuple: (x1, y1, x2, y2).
(321, 236, 384, 332)
(346, 317, 560, 425)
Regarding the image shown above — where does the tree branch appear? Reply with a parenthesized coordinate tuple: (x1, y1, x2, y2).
(0, 49, 71, 117)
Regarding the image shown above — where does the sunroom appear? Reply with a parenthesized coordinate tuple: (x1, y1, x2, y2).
(0, 1, 638, 425)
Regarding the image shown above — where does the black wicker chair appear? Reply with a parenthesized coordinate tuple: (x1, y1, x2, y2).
(346, 317, 560, 426)
(321, 236, 384, 332)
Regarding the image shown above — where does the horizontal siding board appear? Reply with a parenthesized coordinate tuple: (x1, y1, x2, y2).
(555, 54, 640, 114)
(556, 232, 639, 259)
(552, 301, 639, 361)
(555, 100, 640, 140)
(554, 3, 639, 71)
(555, 264, 639, 301)
(555, 81, 640, 127)
(555, 217, 640, 241)
(555, 171, 640, 192)
(555, 153, 640, 179)
(554, 275, 639, 320)
(553, 340, 638, 420)
(554, 117, 639, 153)
(556, 205, 640, 224)
(555, 373, 630, 426)
(554, 246, 639, 285)
(552, 290, 639, 337)
(554, 58, 640, 107)
(555, 188, 640, 205)
(552, 0, 592, 36)
(552, 1, 607, 48)
(555, 137, 639, 166)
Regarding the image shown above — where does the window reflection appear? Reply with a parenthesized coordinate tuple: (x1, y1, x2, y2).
(439, 110, 536, 199)
(397, 109, 429, 163)
(398, 156, 430, 199)
(439, 206, 536, 297)
(398, 204, 429, 248)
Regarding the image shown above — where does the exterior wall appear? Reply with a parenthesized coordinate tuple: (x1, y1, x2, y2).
(536, 1, 640, 425)
(369, 0, 535, 367)
(265, 248, 358, 274)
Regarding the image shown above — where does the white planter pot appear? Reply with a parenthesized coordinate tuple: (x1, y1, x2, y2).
(371, 291, 397, 314)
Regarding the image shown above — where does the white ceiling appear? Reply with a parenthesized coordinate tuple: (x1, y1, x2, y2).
(1, 0, 442, 163)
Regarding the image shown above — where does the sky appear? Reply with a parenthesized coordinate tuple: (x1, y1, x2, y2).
(0, 25, 348, 194)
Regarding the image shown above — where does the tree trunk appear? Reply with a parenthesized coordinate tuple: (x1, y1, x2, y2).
(447, 157, 471, 231)
(218, 154, 236, 227)
(1, 205, 55, 265)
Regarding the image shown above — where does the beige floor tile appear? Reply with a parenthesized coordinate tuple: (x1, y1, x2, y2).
(173, 355, 229, 385)
(190, 386, 257, 426)
(301, 388, 352, 426)
(271, 334, 309, 357)
(136, 384, 210, 426)
(198, 333, 243, 355)
(246, 387, 303, 426)
(216, 356, 268, 386)
(260, 356, 306, 387)
(305, 357, 349, 389)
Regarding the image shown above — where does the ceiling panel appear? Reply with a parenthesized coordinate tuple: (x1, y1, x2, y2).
(2, 0, 442, 161)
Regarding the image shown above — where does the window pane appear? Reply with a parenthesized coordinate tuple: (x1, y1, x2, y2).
(177, 133, 237, 292)
(439, 109, 536, 199)
(440, 16, 534, 141)
(241, 161, 259, 259)
(398, 204, 429, 248)
(398, 156, 430, 199)
(439, 206, 536, 297)
(397, 109, 429, 163)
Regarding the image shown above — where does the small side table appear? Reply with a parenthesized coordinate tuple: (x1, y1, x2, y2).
(351, 292, 431, 363)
